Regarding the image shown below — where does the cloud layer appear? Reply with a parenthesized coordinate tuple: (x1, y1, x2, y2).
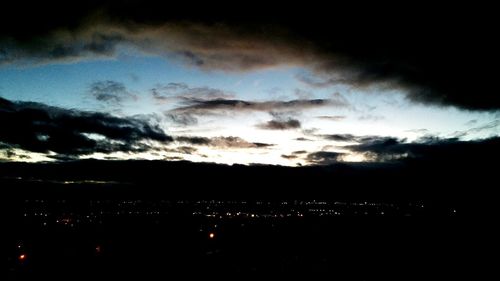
(167, 98, 335, 126)
(2, 94, 499, 165)
(306, 151, 345, 165)
(89, 80, 136, 105)
(345, 135, 500, 162)
(169, 98, 333, 116)
(1, 2, 497, 110)
(0, 97, 172, 158)
(176, 136, 273, 149)
(151, 82, 234, 103)
(256, 119, 301, 130)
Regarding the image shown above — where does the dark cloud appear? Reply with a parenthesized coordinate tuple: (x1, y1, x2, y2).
(208, 136, 265, 149)
(252, 142, 274, 148)
(450, 119, 500, 138)
(345, 137, 411, 161)
(469, 120, 500, 133)
(256, 118, 301, 130)
(1, 13, 308, 71)
(306, 151, 345, 165)
(151, 82, 233, 102)
(0, 2, 497, 110)
(296, 72, 350, 88)
(163, 156, 184, 161)
(0, 97, 172, 157)
(295, 137, 312, 141)
(281, 150, 307, 160)
(164, 146, 198, 155)
(176, 136, 273, 149)
(166, 97, 336, 127)
(0, 28, 124, 65)
(322, 134, 357, 142)
(175, 136, 211, 145)
(345, 135, 500, 162)
(316, 115, 346, 121)
(311, 135, 496, 164)
(170, 98, 335, 116)
(89, 80, 136, 105)
(321, 134, 379, 143)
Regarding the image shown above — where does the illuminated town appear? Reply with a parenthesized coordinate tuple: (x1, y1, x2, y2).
(19, 199, 436, 228)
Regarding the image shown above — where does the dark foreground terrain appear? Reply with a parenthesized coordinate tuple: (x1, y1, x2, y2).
(6, 199, 464, 279)
(3, 159, 492, 279)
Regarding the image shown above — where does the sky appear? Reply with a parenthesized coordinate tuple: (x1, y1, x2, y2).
(1, 1, 498, 166)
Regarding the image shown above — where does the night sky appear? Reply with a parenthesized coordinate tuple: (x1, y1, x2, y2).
(1, 1, 498, 166)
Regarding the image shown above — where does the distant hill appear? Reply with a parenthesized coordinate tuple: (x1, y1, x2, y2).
(0, 157, 494, 205)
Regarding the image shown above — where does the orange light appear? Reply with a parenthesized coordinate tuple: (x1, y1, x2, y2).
(209, 232, 215, 239)
(19, 254, 26, 261)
